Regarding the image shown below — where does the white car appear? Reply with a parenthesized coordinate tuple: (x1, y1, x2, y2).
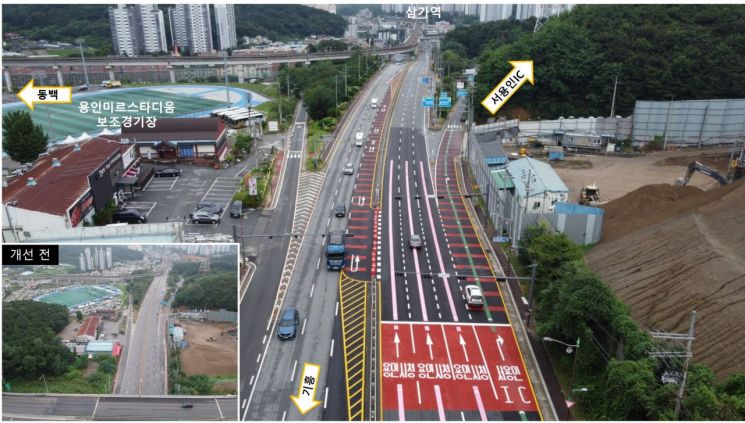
(464, 285, 484, 307)
(354, 132, 365, 147)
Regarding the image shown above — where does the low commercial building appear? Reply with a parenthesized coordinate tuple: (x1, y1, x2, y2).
(121, 117, 227, 164)
(506, 157, 569, 214)
(85, 340, 122, 357)
(2, 137, 139, 235)
(76, 316, 101, 343)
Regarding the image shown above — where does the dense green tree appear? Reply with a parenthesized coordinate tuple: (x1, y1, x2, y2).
(2, 110, 49, 163)
(305, 85, 337, 120)
(600, 359, 659, 420)
(75, 311, 84, 322)
(517, 224, 584, 288)
(173, 272, 237, 312)
(234, 134, 253, 154)
(2, 301, 75, 379)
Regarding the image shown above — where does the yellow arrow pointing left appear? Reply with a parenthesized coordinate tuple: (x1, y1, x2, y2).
(290, 363, 322, 415)
(16, 80, 72, 111)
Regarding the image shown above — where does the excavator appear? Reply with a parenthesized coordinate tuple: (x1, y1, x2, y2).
(579, 184, 604, 206)
(675, 156, 745, 186)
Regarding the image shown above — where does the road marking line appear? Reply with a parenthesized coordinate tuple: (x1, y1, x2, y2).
(397, 384, 406, 421)
(262, 334, 266, 345)
(282, 410, 287, 421)
(310, 283, 315, 298)
(256, 353, 261, 363)
(472, 325, 499, 401)
(387, 160, 398, 320)
(249, 375, 254, 386)
(215, 398, 225, 420)
(242, 398, 247, 409)
(434, 385, 446, 421)
(302, 318, 307, 336)
(473, 386, 488, 421)
(290, 360, 298, 382)
(324, 386, 329, 409)
(416, 380, 422, 405)
(330, 338, 335, 357)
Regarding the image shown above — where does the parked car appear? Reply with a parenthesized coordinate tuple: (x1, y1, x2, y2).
(230, 200, 243, 218)
(190, 209, 221, 224)
(277, 307, 300, 339)
(112, 208, 147, 224)
(343, 162, 354, 175)
(194, 202, 223, 214)
(10, 168, 26, 177)
(334, 203, 346, 217)
(154, 168, 181, 177)
(464, 285, 484, 307)
(409, 233, 423, 249)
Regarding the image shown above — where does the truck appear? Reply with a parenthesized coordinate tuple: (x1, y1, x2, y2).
(371, 98, 378, 108)
(326, 231, 346, 270)
(104, 80, 122, 88)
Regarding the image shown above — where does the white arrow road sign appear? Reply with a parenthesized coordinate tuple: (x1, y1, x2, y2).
(290, 363, 322, 415)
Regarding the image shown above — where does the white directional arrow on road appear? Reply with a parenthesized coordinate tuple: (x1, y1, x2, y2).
(426, 333, 434, 360)
(394, 332, 401, 359)
(496, 335, 506, 361)
(350, 255, 360, 272)
(459, 334, 470, 362)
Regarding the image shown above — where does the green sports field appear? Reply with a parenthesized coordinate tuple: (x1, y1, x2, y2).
(3, 88, 224, 142)
(36, 286, 112, 308)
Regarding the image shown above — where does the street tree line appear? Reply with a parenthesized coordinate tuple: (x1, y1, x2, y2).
(518, 225, 745, 420)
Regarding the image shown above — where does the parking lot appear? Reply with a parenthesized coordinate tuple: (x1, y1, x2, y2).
(122, 163, 248, 236)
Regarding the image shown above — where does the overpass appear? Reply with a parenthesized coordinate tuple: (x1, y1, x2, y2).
(2, 30, 422, 91)
(2, 393, 237, 421)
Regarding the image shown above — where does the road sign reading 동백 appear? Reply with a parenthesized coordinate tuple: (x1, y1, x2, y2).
(248, 177, 258, 195)
(422, 97, 434, 107)
(439, 97, 452, 108)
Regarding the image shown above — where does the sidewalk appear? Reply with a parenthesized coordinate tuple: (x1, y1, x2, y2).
(457, 154, 569, 421)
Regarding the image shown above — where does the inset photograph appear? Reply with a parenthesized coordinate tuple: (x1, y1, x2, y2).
(2, 244, 238, 421)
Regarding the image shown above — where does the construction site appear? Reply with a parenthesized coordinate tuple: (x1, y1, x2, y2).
(550, 147, 744, 379)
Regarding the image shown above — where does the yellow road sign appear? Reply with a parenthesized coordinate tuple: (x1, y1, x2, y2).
(481, 61, 534, 115)
(16, 80, 73, 111)
(290, 363, 322, 415)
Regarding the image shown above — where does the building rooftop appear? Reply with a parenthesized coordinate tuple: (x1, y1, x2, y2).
(120, 118, 225, 142)
(77, 316, 100, 338)
(506, 157, 569, 198)
(85, 340, 114, 353)
(3, 137, 127, 217)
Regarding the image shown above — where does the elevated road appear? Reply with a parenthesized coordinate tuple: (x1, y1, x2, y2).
(1, 394, 237, 420)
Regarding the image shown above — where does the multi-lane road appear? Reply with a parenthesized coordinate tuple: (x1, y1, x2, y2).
(116, 259, 170, 395)
(242, 41, 547, 421)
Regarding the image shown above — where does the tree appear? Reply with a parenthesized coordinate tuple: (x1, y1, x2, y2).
(304, 85, 336, 120)
(234, 133, 253, 154)
(2, 110, 49, 163)
(600, 359, 659, 420)
(75, 311, 84, 322)
(517, 224, 584, 289)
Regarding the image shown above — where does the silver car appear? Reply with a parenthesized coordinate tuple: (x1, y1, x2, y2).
(409, 234, 423, 249)
(343, 162, 354, 175)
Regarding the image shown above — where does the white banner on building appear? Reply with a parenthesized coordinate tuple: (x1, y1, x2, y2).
(268, 121, 279, 132)
(248, 177, 257, 195)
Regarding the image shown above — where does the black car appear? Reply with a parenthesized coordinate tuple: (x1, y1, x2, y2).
(112, 208, 147, 224)
(334, 203, 346, 217)
(155, 168, 182, 177)
(277, 308, 299, 339)
(190, 209, 221, 224)
(181, 402, 193, 409)
(230, 200, 243, 218)
(195, 202, 224, 214)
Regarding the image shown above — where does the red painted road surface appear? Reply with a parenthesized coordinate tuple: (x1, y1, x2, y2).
(381, 322, 539, 417)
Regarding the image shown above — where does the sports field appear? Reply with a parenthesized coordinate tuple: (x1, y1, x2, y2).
(36, 285, 113, 308)
(3, 85, 259, 143)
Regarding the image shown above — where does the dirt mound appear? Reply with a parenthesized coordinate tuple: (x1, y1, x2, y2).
(653, 153, 731, 172)
(588, 181, 745, 378)
(181, 321, 237, 377)
(600, 183, 741, 243)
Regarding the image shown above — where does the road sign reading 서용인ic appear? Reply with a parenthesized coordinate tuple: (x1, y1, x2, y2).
(481, 60, 534, 115)
(422, 97, 434, 107)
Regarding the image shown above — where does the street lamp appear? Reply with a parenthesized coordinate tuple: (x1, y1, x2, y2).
(543, 336, 581, 420)
(75, 38, 90, 87)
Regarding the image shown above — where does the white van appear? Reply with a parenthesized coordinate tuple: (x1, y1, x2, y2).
(354, 132, 365, 147)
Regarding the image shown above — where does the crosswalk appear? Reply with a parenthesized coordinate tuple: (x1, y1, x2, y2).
(445, 123, 463, 130)
(287, 151, 302, 159)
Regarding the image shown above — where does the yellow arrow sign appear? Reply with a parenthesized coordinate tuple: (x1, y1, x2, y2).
(481, 60, 534, 115)
(290, 363, 322, 415)
(16, 80, 72, 111)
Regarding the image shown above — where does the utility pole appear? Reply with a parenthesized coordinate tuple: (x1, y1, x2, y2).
(358, 52, 361, 80)
(648, 310, 697, 420)
(335, 73, 339, 112)
(663, 96, 674, 151)
(609, 76, 618, 118)
(77, 38, 90, 87)
(344, 64, 348, 96)
(223, 51, 230, 108)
